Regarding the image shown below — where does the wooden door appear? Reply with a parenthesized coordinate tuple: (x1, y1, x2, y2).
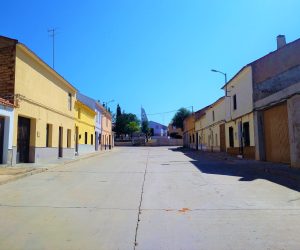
(58, 127, 63, 158)
(75, 126, 79, 153)
(0, 117, 4, 163)
(17, 117, 30, 163)
(219, 124, 226, 152)
(263, 102, 290, 163)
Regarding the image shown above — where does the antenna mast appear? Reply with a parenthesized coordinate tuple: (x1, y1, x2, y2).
(48, 28, 56, 69)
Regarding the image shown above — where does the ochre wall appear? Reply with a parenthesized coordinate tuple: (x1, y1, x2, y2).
(13, 45, 76, 149)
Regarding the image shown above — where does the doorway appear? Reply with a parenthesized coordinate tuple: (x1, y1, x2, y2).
(75, 126, 79, 154)
(17, 116, 30, 163)
(0, 117, 4, 163)
(58, 126, 63, 158)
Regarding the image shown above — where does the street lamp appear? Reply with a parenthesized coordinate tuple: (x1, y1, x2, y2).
(104, 99, 115, 111)
(211, 69, 228, 97)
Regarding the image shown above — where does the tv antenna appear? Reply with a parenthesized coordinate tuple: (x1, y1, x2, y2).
(48, 28, 57, 69)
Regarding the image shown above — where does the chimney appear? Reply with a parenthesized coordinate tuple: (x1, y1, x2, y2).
(277, 35, 286, 49)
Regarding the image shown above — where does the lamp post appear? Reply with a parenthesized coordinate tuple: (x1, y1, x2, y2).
(211, 69, 228, 96)
(104, 99, 115, 111)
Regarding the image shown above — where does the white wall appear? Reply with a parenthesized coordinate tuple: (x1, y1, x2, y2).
(0, 105, 14, 164)
(225, 66, 253, 121)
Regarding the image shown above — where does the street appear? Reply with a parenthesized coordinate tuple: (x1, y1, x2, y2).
(0, 147, 300, 250)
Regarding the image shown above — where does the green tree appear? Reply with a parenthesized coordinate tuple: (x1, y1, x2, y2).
(126, 121, 140, 137)
(141, 120, 150, 141)
(114, 104, 122, 137)
(171, 108, 191, 130)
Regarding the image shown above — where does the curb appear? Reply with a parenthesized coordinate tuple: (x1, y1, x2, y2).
(0, 149, 115, 186)
(0, 168, 48, 186)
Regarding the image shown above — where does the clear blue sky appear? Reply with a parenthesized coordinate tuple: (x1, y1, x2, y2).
(2, 0, 300, 125)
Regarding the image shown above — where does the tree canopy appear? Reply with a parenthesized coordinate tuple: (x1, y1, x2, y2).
(171, 108, 191, 129)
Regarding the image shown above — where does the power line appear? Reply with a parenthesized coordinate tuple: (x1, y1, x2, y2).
(146, 106, 193, 116)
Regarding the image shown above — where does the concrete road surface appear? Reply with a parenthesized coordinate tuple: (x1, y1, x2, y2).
(0, 147, 299, 250)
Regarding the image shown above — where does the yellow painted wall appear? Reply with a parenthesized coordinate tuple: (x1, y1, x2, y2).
(101, 112, 112, 146)
(225, 112, 255, 148)
(13, 45, 76, 149)
(75, 101, 96, 145)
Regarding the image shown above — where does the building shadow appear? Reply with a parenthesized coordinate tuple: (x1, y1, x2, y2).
(169, 147, 300, 192)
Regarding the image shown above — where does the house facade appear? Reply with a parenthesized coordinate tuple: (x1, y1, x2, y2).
(77, 93, 103, 151)
(223, 66, 256, 159)
(196, 98, 226, 152)
(74, 100, 96, 155)
(0, 98, 14, 164)
(101, 108, 113, 150)
(183, 114, 195, 149)
(252, 35, 300, 167)
(0, 36, 76, 164)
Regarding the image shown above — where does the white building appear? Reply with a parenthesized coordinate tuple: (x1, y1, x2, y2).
(0, 98, 14, 165)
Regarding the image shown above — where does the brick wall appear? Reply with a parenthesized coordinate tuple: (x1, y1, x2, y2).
(252, 38, 300, 102)
(0, 44, 16, 104)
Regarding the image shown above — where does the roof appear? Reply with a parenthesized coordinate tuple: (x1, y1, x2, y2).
(0, 97, 14, 108)
(0, 35, 77, 93)
(221, 36, 300, 89)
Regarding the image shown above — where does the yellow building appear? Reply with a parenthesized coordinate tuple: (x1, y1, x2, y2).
(100, 106, 113, 150)
(74, 100, 96, 155)
(195, 98, 226, 152)
(223, 66, 255, 159)
(183, 114, 195, 149)
(0, 36, 76, 164)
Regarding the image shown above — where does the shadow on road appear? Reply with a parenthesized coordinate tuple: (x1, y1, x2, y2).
(169, 147, 300, 192)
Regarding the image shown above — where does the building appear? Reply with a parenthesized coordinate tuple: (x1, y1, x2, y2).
(252, 35, 300, 167)
(195, 98, 225, 152)
(222, 65, 256, 159)
(194, 107, 207, 151)
(0, 36, 76, 164)
(149, 121, 167, 137)
(183, 114, 195, 149)
(74, 99, 96, 155)
(101, 107, 113, 150)
(0, 98, 14, 164)
(77, 93, 103, 151)
(167, 124, 183, 138)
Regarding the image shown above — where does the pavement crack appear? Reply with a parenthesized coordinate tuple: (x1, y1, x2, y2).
(134, 150, 150, 249)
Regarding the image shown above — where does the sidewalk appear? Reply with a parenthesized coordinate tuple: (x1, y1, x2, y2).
(177, 147, 300, 183)
(0, 149, 114, 186)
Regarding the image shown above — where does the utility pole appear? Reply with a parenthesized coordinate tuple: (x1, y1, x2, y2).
(48, 28, 56, 69)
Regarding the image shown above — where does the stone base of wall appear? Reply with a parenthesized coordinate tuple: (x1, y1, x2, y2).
(77, 144, 96, 155)
(12, 147, 75, 164)
(227, 146, 255, 159)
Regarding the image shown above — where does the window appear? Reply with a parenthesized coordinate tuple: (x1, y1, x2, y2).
(46, 124, 53, 147)
(91, 134, 93, 145)
(233, 94, 237, 110)
(215, 134, 218, 146)
(189, 135, 192, 143)
(243, 122, 250, 147)
(67, 129, 71, 148)
(229, 127, 234, 147)
(85, 132, 88, 144)
(68, 93, 72, 111)
(212, 110, 215, 121)
(78, 108, 81, 119)
(192, 134, 195, 143)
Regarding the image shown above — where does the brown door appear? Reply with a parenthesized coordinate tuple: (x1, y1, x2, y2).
(75, 126, 79, 154)
(0, 117, 4, 163)
(17, 117, 30, 163)
(263, 102, 290, 163)
(219, 123, 226, 152)
(58, 127, 63, 158)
